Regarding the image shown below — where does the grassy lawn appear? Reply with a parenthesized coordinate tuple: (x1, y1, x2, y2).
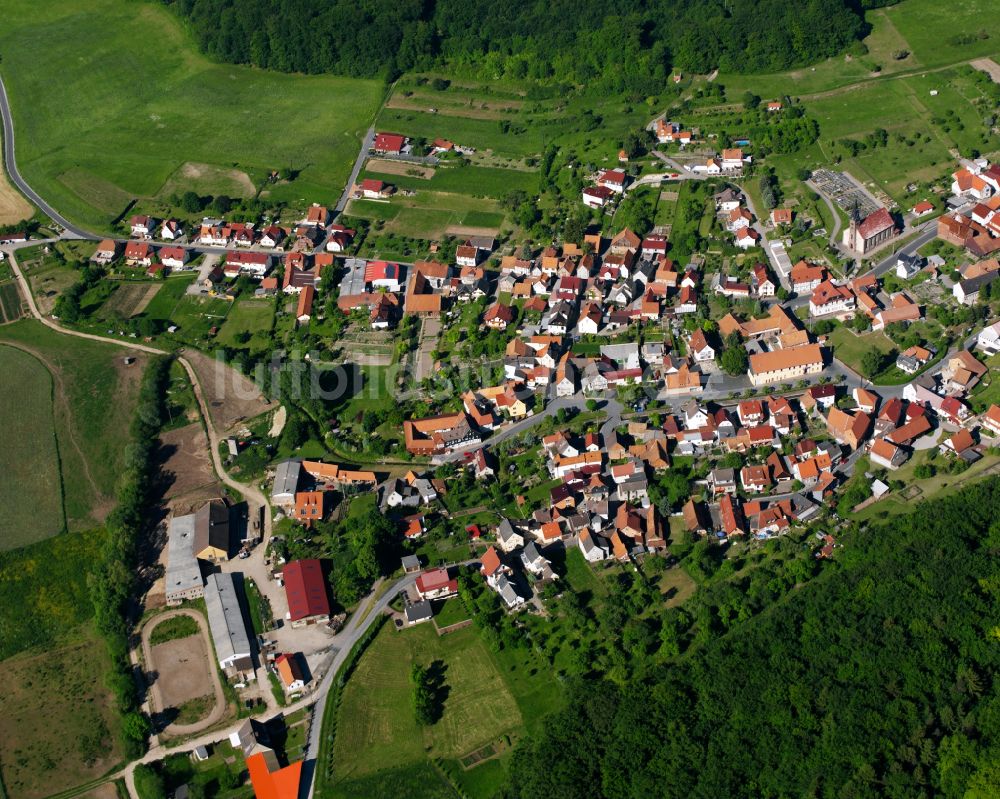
(244, 577, 271, 636)
(158, 294, 233, 341)
(828, 326, 896, 374)
(0, 627, 123, 799)
(434, 598, 471, 627)
(885, 0, 1000, 68)
(140, 273, 198, 319)
(160, 740, 254, 799)
(0, 345, 64, 549)
(563, 547, 608, 602)
(0, 0, 382, 231)
(0, 320, 147, 533)
(327, 622, 558, 798)
(659, 565, 698, 608)
(362, 163, 537, 199)
(148, 614, 200, 646)
(349, 192, 507, 242)
(216, 298, 275, 351)
(377, 108, 543, 159)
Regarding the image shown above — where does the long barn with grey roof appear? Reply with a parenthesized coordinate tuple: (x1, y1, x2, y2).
(165, 512, 204, 605)
(204, 572, 254, 680)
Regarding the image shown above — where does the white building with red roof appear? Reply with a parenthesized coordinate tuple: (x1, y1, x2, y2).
(597, 169, 628, 193)
(415, 568, 458, 600)
(372, 132, 408, 155)
(364, 260, 401, 291)
(582, 185, 614, 208)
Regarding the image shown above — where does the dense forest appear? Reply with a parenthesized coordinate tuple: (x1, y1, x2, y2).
(505, 478, 1000, 799)
(163, 0, 896, 90)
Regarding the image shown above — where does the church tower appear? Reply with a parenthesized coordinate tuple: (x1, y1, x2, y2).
(846, 200, 862, 250)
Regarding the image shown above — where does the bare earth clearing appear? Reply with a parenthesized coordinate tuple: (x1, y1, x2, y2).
(182, 347, 277, 433)
(366, 158, 436, 178)
(970, 57, 1000, 84)
(158, 421, 220, 508)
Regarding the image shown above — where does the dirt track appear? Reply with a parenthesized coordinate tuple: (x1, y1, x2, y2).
(142, 609, 226, 736)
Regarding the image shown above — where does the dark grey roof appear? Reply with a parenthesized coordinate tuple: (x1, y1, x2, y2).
(401, 554, 420, 571)
(204, 573, 251, 667)
(959, 271, 999, 294)
(193, 500, 230, 556)
(405, 600, 433, 623)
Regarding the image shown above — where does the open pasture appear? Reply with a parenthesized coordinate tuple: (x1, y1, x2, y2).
(0, 320, 148, 531)
(0, 630, 123, 799)
(0, 345, 64, 549)
(0, 0, 382, 230)
(331, 623, 521, 782)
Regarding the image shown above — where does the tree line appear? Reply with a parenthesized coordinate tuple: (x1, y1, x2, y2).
(503, 476, 1000, 798)
(163, 0, 885, 89)
(89, 356, 171, 760)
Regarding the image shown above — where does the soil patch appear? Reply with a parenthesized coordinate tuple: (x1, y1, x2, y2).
(158, 421, 220, 508)
(159, 161, 256, 198)
(97, 281, 162, 319)
(149, 631, 215, 710)
(444, 224, 501, 237)
(366, 159, 436, 179)
(970, 58, 1000, 84)
(183, 347, 277, 433)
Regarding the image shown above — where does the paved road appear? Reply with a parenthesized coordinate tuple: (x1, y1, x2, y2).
(652, 150, 706, 180)
(0, 76, 95, 238)
(806, 178, 843, 247)
(335, 126, 375, 214)
(863, 224, 939, 279)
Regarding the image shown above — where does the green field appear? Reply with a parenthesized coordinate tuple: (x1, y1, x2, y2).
(718, 0, 1000, 98)
(147, 289, 233, 343)
(0, 346, 64, 549)
(0, 628, 123, 799)
(364, 164, 537, 199)
(216, 298, 275, 350)
(434, 598, 471, 628)
(141, 273, 199, 318)
(148, 614, 200, 647)
(828, 326, 896, 375)
(326, 622, 558, 799)
(0, 0, 382, 230)
(0, 320, 147, 532)
(0, 529, 103, 659)
(378, 109, 544, 159)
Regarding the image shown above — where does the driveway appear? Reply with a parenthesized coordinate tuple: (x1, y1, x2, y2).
(415, 315, 441, 382)
(186, 253, 220, 295)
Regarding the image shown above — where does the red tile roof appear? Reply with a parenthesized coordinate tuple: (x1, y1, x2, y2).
(858, 208, 896, 239)
(373, 132, 406, 152)
(283, 559, 330, 621)
(246, 753, 302, 799)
